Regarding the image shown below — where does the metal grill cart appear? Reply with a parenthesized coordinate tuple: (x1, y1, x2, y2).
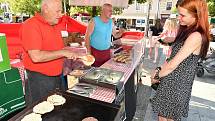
(8, 90, 121, 121)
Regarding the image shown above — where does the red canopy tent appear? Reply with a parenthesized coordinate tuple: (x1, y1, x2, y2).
(0, 16, 87, 59)
(57, 15, 87, 34)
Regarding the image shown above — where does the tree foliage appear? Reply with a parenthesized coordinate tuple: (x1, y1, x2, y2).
(70, 6, 101, 16)
(0, 0, 9, 3)
(8, 0, 41, 15)
(2, 0, 214, 19)
(113, 7, 123, 15)
(129, 0, 147, 4)
(0, 0, 10, 15)
(171, 6, 177, 14)
(207, 0, 215, 17)
(1, 0, 147, 16)
(0, 9, 3, 15)
(69, 0, 146, 16)
(69, 6, 123, 17)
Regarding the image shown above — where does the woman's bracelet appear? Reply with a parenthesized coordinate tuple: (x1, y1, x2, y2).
(155, 67, 161, 72)
(154, 71, 160, 80)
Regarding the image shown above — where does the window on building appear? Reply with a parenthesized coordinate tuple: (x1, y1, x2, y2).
(149, 19, 153, 24)
(166, 2, 172, 10)
(136, 3, 140, 10)
(149, 2, 152, 10)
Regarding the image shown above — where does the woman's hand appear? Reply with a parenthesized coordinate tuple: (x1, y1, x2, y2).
(151, 77, 160, 84)
(151, 70, 160, 84)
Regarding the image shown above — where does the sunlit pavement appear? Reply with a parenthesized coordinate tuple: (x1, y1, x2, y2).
(132, 49, 215, 121)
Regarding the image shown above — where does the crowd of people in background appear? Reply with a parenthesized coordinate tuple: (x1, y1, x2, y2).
(148, 19, 163, 63)
(157, 18, 178, 66)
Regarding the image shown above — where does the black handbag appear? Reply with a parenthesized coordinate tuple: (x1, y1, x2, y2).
(151, 83, 159, 90)
(151, 67, 161, 90)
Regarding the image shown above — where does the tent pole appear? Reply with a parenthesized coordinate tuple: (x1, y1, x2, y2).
(145, 0, 151, 37)
(63, 0, 67, 14)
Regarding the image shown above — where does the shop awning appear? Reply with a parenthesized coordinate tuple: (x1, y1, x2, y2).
(69, 0, 129, 8)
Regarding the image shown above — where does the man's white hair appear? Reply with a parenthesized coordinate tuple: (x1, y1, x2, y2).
(41, 0, 49, 6)
(41, 0, 61, 7)
(102, 3, 112, 10)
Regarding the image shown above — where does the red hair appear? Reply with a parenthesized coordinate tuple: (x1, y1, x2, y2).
(177, 0, 210, 58)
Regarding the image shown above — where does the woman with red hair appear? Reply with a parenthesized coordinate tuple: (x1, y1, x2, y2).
(150, 0, 210, 121)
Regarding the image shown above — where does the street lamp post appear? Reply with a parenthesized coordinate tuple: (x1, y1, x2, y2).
(145, 0, 151, 37)
(156, 0, 160, 20)
(63, 0, 67, 14)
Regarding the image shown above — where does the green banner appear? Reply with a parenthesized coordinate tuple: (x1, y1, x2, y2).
(0, 68, 26, 119)
(0, 33, 11, 72)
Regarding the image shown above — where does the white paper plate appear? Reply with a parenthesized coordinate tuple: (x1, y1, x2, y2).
(69, 43, 80, 47)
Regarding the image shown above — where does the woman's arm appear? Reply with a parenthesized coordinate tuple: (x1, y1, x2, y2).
(159, 32, 202, 77)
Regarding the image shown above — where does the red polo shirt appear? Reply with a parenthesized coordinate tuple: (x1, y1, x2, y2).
(20, 13, 64, 76)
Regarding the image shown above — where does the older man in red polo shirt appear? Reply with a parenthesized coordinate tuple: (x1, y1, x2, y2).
(20, 0, 81, 106)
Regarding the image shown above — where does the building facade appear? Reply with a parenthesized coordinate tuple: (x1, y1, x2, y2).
(158, 0, 178, 24)
(113, 0, 178, 30)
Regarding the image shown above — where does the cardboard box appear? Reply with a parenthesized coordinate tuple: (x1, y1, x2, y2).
(0, 33, 11, 72)
(0, 67, 26, 119)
